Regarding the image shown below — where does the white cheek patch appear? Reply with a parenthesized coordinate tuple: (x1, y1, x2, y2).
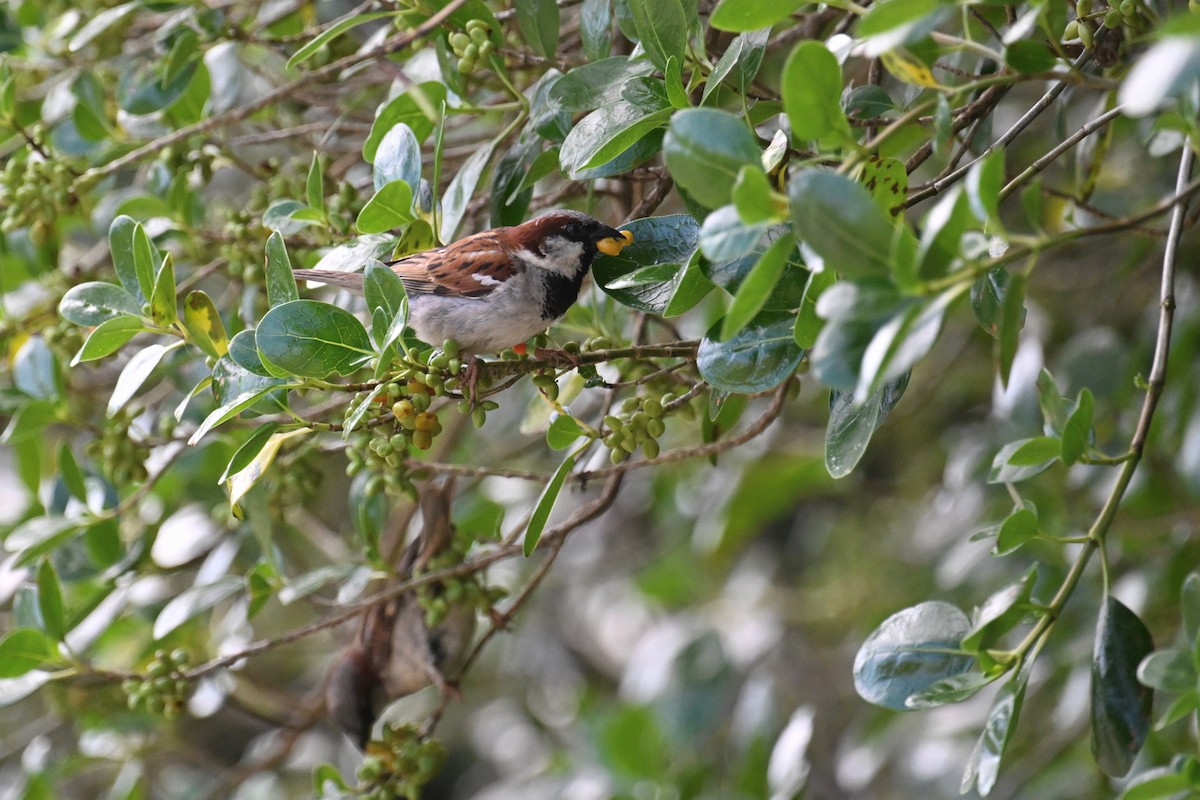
(517, 238, 585, 275)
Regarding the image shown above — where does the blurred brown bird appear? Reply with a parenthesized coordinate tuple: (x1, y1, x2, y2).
(324, 484, 475, 748)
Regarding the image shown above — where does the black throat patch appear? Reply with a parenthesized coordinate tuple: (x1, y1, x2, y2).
(539, 270, 587, 321)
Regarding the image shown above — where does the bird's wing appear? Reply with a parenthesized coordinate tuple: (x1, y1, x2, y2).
(389, 231, 518, 298)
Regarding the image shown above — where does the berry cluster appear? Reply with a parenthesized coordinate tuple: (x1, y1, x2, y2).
(414, 528, 505, 628)
(603, 395, 667, 464)
(448, 20, 494, 75)
(356, 723, 444, 800)
(88, 409, 149, 484)
(122, 648, 191, 718)
(1063, 0, 1142, 45)
(0, 145, 75, 243)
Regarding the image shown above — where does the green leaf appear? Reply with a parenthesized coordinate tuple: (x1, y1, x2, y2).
(971, 267, 1010, 337)
(732, 166, 780, 224)
(994, 504, 1038, 555)
(256, 300, 373, 378)
(108, 215, 146, 304)
(546, 414, 585, 450)
(1007, 435, 1062, 466)
(961, 568, 1038, 653)
(0, 629, 54, 678)
(357, 180, 415, 234)
(663, 108, 762, 209)
(1118, 767, 1196, 800)
(560, 102, 672, 177)
(628, 0, 687, 70)
(855, 288, 957, 402)
(597, 705, 670, 777)
(515, 0, 560, 57)
(551, 58, 656, 112)
(861, 155, 909, 219)
(59, 281, 142, 327)
(594, 215, 700, 312)
(915, 189, 970, 282)
(373, 123, 421, 190)
(56, 443, 87, 502)
(306, 152, 325, 213)
(72, 318, 144, 368)
(219, 423, 282, 484)
(964, 670, 1029, 795)
(967, 149, 1006, 224)
(440, 141, 495, 242)
(286, 11, 395, 69)
(825, 372, 909, 478)
(67, 1, 136, 51)
(131, 222, 158, 303)
(794, 269, 835, 349)
(189, 382, 289, 445)
(108, 342, 178, 416)
(226, 428, 312, 511)
(4, 517, 82, 564)
(1005, 40, 1057, 74)
(996, 272, 1026, 387)
(905, 671, 997, 709)
(1183, 572, 1200, 651)
(663, 250, 716, 317)
(664, 55, 689, 108)
(264, 230, 300, 308)
(721, 234, 795, 340)
(363, 259, 408, 329)
(699, 205, 770, 263)
(859, 0, 944, 40)
(13, 337, 59, 402)
(150, 252, 177, 326)
(153, 578, 242, 639)
(524, 449, 577, 556)
(781, 41, 848, 142)
(0, 400, 58, 446)
(1137, 649, 1196, 693)
(853, 600, 973, 710)
(183, 290, 229, 359)
(364, 82, 447, 162)
(788, 170, 904, 279)
(117, 57, 197, 115)
(988, 437, 1058, 483)
(1061, 388, 1094, 465)
(710, 0, 806, 31)
(1092, 596, 1154, 777)
(809, 282, 903, 391)
(35, 561, 65, 642)
(581, 0, 613, 59)
(697, 311, 804, 394)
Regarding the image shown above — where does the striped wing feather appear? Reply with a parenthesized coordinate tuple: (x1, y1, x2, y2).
(389, 230, 517, 298)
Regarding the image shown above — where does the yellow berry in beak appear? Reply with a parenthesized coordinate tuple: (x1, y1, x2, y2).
(597, 230, 634, 256)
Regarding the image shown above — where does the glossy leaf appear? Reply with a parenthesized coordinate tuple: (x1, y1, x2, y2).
(13, 337, 59, 401)
(373, 123, 421, 191)
(524, 449, 577, 555)
(560, 101, 672, 177)
(149, 252, 177, 326)
(697, 311, 804, 394)
(0, 629, 53, 678)
(964, 670, 1029, 796)
(226, 428, 312, 510)
(1137, 649, 1196, 693)
(516, 0, 560, 57)
(257, 300, 373, 378)
(628, 0, 687, 71)
(994, 505, 1039, 555)
(440, 141, 495, 243)
(988, 437, 1058, 483)
(364, 82, 447, 161)
(108, 215, 147, 303)
(721, 234, 795, 340)
(1061, 389, 1094, 466)
(710, 0, 806, 31)
(546, 414, 585, 450)
(853, 601, 973, 710)
(906, 671, 997, 709)
(581, 0, 613, 59)
(663, 108, 762, 208)
(58, 281, 142, 327)
(219, 423, 282, 484)
(357, 179, 415, 234)
(781, 41, 848, 142)
(550, 58, 656, 112)
(699, 205, 771, 263)
(363, 259, 408, 328)
(825, 372, 909, 478)
(789, 170, 905, 279)
(183, 290, 229, 359)
(1092, 596, 1154, 777)
(108, 343, 177, 416)
(56, 442, 87, 502)
(286, 11, 394, 69)
(264, 231, 299, 308)
(594, 215, 700, 312)
(35, 561, 65, 642)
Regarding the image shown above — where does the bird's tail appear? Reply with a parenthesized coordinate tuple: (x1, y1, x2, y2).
(293, 268, 366, 294)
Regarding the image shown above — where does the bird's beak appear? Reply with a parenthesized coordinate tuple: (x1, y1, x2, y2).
(596, 229, 634, 257)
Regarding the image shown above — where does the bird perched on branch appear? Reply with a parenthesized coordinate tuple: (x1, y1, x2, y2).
(324, 484, 475, 749)
(294, 210, 633, 355)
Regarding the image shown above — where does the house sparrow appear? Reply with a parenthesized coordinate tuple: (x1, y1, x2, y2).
(324, 485, 476, 749)
(293, 210, 634, 354)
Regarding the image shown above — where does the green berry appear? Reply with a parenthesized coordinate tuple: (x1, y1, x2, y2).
(1102, 8, 1122, 26)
